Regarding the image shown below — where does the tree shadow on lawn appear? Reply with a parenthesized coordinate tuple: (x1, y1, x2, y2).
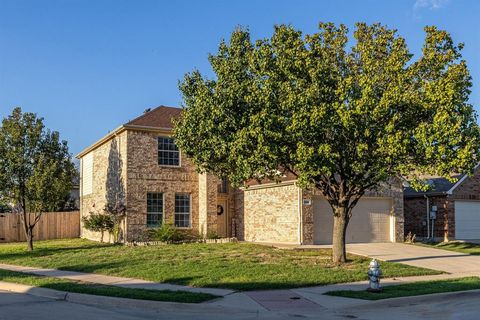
(0, 243, 118, 261)
(436, 242, 480, 255)
(39, 261, 127, 275)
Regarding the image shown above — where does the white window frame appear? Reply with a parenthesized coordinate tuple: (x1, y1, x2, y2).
(157, 136, 181, 167)
(147, 192, 164, 227)
(174, 193, 191, 228)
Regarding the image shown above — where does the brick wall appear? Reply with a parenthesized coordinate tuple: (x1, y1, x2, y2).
(125, 130, 200, 241)
(452, 168, 480, 200)
(239, 183, 301, 244)
(404, 168, 480, 241)
(80, 131, 128, 242)
(404, 196, 454, 241)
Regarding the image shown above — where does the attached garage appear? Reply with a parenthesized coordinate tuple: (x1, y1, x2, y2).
(313, 196, 394, 244)
(455, 201, 480, 240)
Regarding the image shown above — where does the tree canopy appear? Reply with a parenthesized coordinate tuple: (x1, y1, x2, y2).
(174, 22, 480, 262)
(0, 107, 75, 250)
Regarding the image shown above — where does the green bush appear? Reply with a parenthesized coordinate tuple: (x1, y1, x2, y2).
(146, 223, 199, 243)
(206, 230, 220, 240)
(82, 213, 114, 242)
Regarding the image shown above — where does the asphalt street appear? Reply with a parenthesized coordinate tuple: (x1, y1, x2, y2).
(1, 289, 479, 320)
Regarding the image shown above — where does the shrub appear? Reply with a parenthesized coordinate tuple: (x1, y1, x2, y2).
(147, 223, 185, 243)
(206, 230, 220, 240)
(82, 213, 114, 242)
(145, 223, 200, 243)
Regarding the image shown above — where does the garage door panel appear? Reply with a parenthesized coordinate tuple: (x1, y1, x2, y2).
(455, 201, 480, 240)
(313, 197, 392, 244)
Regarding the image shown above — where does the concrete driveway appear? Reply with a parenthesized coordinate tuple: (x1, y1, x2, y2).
(347, 243, 480, 274)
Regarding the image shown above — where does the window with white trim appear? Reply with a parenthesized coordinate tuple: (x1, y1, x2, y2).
(147, 193, 163, 227)
(175, 193, 191, 228)
(158, 137, 179, 166)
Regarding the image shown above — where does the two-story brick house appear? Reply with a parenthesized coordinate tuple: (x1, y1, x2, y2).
(77, 106, 405, 244)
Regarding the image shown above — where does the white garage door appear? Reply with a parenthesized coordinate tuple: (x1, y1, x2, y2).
(455, 201, 480, 240)
(313, 196, 393, 244)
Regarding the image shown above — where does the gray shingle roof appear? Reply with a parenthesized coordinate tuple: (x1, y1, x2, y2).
(404, 174, 464, 197)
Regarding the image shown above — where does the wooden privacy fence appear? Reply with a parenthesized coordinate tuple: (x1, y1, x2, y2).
(0, 211, 80, 243)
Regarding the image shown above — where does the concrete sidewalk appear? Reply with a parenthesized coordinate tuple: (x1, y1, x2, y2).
(0, 263, 233, 296)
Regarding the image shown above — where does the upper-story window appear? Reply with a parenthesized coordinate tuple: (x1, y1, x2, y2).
(158, 137, 180, 166)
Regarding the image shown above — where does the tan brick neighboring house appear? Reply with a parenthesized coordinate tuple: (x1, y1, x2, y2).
(404, 166, 480, 242)
(77, 105, 404, 244)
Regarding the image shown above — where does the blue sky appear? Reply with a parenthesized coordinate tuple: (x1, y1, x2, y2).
(0, 0, 479, 156)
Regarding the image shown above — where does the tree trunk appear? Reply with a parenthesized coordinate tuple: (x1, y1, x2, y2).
(332, 205, 350, 264)
(26, 228, 34, 251)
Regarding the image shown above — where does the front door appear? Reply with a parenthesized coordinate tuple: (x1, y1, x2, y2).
(216, 199, 228, 237)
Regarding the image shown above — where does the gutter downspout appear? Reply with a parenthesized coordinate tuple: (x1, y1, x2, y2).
(425, 195, 430, 239)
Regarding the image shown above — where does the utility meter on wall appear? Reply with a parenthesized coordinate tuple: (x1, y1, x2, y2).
(430, 205, 437, 220)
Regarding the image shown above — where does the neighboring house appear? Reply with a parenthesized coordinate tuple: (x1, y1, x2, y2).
(77, 105, 404, 244)
(404, 167, 480, 242)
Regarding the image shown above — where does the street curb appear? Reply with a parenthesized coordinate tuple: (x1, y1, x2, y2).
(0, 281, 264, 314)
(0, 281, 67, 300)
(333, 288, 480, 310)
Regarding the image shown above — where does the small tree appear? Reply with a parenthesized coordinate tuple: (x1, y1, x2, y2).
(0, 107, 75, 251)
(82, 213, 114, 243)
(175, 23, 480, 263)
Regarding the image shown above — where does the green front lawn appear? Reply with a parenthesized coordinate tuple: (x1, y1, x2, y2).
(0, 268, 217, 303)
(0, 239, 440, 291)
(416, 241, 480, 255)
(325, 277, 480, 300)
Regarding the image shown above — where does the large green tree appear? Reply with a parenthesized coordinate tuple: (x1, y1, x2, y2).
(0, 107, 75, 251)
(175, 23, 480, 263)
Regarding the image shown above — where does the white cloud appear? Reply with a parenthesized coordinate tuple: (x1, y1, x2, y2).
(414, 0, 450, 10)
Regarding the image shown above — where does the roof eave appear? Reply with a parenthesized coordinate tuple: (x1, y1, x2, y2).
(123, 124, 173, 132)
(75, 125, 174, 159)
(404, 191, 449, 198)
(75, 125, 126, 159)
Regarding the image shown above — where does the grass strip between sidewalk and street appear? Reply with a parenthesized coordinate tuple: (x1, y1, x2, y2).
(325, 276, 480, 300)
(0, 268, 218, 303)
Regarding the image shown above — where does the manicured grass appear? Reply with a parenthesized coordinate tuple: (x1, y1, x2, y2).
(0, 239, 441, 291)
(416, 241, 480, 255)
(325, 277, 480, 300)
(0, 268, 217, 303)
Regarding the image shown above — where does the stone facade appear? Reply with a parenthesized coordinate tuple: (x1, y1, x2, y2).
(79, 128, 222, 242)
(233, 178, 404, 245)
(79, 125, 405, 244)
(80, 131, 128, 242)
(125, 130, 201, 241)
(236, 183, 300, 244)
